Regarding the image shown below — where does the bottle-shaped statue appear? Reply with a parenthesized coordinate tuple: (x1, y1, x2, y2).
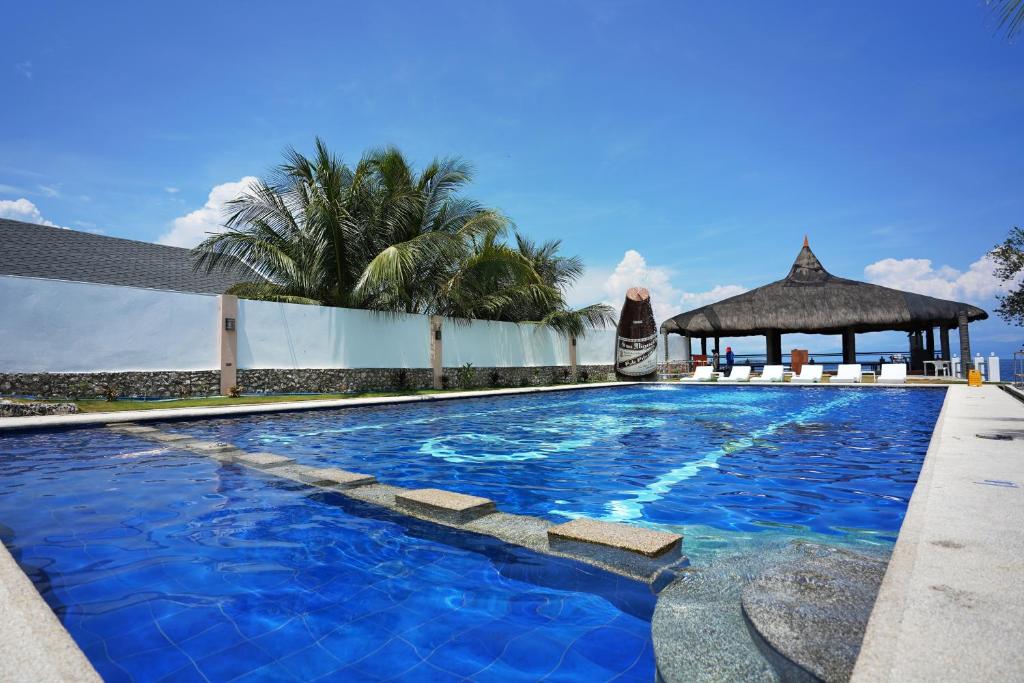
(614, 287, 658, 380)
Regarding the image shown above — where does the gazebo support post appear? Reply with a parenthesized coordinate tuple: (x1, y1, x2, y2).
(714, 336, 720, 355)
(909, 330, 925, 373)
(841, 330, 856, 364)
(925, 327, 935, 360)
(765, 331, 782, 365)
(940, 327, 951, 361)
(663, 332, 670, 363)
(958, 311, 971, 378)
(681, 335, 692, 369)
(700, 337, 707, 356)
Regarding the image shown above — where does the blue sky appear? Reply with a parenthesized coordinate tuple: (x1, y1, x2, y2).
(2, 2, 1022, 355)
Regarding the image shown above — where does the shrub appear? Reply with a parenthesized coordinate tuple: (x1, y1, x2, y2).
(488, 370, 501, 388)
(578, 368, 590, 383)
(457, 363, 476, 390)
(227, 385, 242, 398)
(100, 384, 119, 402)
(396, 369, 410, 390)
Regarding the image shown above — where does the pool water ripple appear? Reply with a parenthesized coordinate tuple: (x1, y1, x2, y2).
(0, 430, 656, 681)
(165, 385, 943, 542)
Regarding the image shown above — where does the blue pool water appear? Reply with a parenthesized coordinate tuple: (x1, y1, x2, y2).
(168, 386, 945, 542)
(0, 430, 655, 682)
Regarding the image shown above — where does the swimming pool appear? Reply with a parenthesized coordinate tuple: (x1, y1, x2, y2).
(166, 385, 945, 543)
(0, 429, 655, 682)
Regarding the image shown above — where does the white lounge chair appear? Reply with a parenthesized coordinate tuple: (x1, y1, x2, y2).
(751, 365, 785, 383)
(718, 366, 751, 383)
(790, 365, 824, 384)
(877, 363, 907, 385)
(679, 365, 715, 382)
(829, 364, 862, 384)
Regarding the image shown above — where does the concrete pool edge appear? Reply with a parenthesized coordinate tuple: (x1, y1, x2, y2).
(0, 541, 101, 682)
(851, 384, 1024, 681)
(0, 381, 638, 431)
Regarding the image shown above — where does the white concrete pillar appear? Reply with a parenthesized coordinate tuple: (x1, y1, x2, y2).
(430, 315, 443, 390)
(989, 353, 1001, 382)
(569, 335, 578, 379)
(219, 294, 238, 395)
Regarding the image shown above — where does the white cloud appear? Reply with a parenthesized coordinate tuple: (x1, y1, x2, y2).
(0, 198, 62, 227)
(164, 187, 180, 194)
(37, 184, 59, 198)
(680, 284, 747, 309)
(158, 177, 257, 247)
(864, 254, 1017, 302)
(600, 249, 747, 324)
(603, 250, 683, 323)
(15, 61, 32, 80)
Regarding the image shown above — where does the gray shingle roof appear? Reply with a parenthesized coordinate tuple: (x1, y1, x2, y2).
(0, 218, 258, 295)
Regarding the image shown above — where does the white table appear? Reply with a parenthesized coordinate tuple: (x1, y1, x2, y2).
(923, 360, 951, 377)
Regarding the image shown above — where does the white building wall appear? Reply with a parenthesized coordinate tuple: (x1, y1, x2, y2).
(237, 299, 431, 369)
(442, 318, 571, 367)
(0, 275, 219, 372)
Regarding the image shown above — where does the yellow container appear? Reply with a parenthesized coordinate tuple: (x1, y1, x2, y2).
(968, 369, 983, 387)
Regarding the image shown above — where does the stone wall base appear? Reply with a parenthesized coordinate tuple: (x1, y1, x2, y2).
(0, 365, 615, 399)
(0, 371, 221, 400)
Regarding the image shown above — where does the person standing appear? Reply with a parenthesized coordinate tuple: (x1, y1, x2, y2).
(725, 346, 735, 372)
(712, 348, 720, 371)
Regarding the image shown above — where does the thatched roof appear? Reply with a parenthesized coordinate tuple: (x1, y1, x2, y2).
(661, 240, 988, 337)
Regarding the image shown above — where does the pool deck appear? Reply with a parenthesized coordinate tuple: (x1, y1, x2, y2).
(852, 384, 1024, 681)
(0, 541, 100, 682)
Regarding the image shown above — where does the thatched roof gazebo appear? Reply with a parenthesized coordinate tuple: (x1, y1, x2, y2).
(660, 239, 988, 370)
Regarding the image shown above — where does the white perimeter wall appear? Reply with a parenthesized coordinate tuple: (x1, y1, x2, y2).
(0, 275, 219, 372)
(442, 318, 571, 367)
(237, 299, 431, 369)
(0, 275, 623, 373)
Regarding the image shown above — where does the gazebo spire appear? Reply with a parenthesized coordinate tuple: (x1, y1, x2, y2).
(788, 238, 831, 284)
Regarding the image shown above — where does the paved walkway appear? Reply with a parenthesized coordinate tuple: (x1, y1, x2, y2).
(853, 385, 1024, 681)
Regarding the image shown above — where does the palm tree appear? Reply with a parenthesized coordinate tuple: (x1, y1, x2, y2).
(511, 234, 615, 337)
(988, 0, 1024, 39)
(193, 140, 611, 335)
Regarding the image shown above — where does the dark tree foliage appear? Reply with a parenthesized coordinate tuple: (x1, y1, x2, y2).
(988, 0, 1024, 40)
(992, 227, 1024, 326)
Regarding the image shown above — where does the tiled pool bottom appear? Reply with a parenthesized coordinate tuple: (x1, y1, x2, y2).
(0, 430, 655, 682)
(164, 385, 945, 545)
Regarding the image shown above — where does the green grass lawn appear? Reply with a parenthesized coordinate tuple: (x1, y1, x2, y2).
(16, 383, 601, 414)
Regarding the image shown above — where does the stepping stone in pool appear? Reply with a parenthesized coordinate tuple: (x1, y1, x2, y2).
(232, 452, 295, 469)
(183, 440, 241, 458)
(274, 465, 377, 489)
(395, 488, 497, 525)
(740, 543, 887, 682)
(547, 518, 682, 559)
(107, 423, 158, 434)
(147, 431, 191, 443)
